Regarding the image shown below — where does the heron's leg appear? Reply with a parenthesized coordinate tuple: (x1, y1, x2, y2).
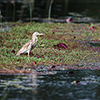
(28, 52, 29, 57)
(28, 51, 30, 60)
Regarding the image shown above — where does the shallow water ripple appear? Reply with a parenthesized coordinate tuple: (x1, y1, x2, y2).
(0, 70, 100, 100)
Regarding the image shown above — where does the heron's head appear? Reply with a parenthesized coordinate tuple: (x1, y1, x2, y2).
(32, 32, 44, 40)
(33, 32, 44, 36)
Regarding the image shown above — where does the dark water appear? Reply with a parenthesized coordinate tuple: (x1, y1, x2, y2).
(68, 3, 100, 19)
(0, 0, 100, 22)
(0, 70, 100, 100)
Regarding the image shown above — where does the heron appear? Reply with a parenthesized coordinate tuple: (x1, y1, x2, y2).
(16, 32, 44, 56)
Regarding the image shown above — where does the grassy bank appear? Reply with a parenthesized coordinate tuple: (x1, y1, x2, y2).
(0, 22, 100, 70)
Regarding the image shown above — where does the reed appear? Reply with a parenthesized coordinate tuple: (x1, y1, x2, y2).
(13, 2, 15, 22)
(11, 0, 16, 21)
(0, 86, 11, 100)
(29, 0, 35, 22)
(48, 0, 53, 22)
(0, 10, 2, 30)
(20, 0, 35, 21)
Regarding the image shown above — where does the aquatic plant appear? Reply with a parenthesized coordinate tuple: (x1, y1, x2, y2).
(0, 76, 35, 100)
(11, 0, 16, 21)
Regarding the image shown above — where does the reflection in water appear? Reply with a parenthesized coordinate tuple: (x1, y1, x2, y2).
(0, 70, 100, 100)
(30, 71, 38, 100)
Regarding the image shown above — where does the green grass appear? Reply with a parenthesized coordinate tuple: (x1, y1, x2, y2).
(0, 22, 100, 69)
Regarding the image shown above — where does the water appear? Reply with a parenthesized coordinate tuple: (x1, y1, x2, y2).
(0, 0, 100, 22)
(0, 70, 100, 100)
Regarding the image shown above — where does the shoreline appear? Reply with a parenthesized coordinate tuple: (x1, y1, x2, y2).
(0, 65, 100, 75)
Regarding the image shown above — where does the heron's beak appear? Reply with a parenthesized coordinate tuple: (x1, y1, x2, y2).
(39, 33, 44, 35)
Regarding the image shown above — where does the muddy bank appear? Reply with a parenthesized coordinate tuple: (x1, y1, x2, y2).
(0, 64, 100, 75)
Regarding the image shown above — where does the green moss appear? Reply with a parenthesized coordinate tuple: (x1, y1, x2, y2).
(0, 22, 100, 69)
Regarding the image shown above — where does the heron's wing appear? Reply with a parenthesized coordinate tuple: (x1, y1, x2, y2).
(16, 40, 32, 55)
(31, 37, 38, 49)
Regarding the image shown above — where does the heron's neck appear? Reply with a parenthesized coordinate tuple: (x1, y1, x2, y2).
(32, 35, 37, 41)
